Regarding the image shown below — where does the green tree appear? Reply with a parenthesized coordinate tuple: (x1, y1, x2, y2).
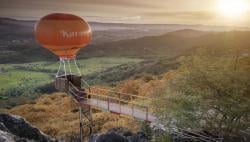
(140, 121, 153, 140)
(156, 47, 250, 137)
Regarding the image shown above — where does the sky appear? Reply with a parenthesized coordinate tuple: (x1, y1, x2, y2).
(1, 0, 250, 26)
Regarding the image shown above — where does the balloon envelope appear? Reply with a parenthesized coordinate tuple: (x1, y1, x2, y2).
(35, 13, 92, 59)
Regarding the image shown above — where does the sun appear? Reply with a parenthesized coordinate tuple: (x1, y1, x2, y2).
(217, 0, 248, 18)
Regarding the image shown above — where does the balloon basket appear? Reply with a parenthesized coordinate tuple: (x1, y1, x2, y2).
(55, 75, 82, 92)
(55, 58, 82, 92)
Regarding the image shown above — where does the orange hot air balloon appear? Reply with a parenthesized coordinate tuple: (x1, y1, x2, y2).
(34, 13, 92, 59)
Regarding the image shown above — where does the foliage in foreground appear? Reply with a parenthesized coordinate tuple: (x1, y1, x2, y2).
(5, 93, 139, 139)
(156, 47, 250, 137)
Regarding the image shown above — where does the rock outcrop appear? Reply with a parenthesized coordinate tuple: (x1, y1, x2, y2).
(0, 130, 16, 142)
(89, 127, 148, 142)
(0, 113, 55, 142)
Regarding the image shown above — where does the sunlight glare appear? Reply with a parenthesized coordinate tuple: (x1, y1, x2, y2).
(217, 0, 248, 18)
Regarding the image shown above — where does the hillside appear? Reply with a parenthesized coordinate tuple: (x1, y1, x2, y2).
(79, 30, 250, 58)
(0, 57, 143, 108)
(3, 72, 170, 139)
(5, 93, 140, 139)
(1, 18, 250, 63)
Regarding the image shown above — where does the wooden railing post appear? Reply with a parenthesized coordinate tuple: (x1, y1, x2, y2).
(107, 96, 110, 111)
(119, 93, 121, 113)
(97, 95, 99, 105)
(88, 88, 91, 99)
(132, 103, 134, 117)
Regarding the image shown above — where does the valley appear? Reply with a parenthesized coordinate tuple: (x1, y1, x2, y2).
(0, 57, 142, 108)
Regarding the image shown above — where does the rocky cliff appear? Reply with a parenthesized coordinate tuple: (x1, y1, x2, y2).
(89, 127, 148, 142)
(0, 113, 55, 142)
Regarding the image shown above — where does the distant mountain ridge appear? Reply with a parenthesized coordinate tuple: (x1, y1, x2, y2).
(165, 29, 209, 38)
(79, 30, 250, 59)
(1, 17, 250, 31)
(0, 17, 35, 26)
(0, 17, 250, 63)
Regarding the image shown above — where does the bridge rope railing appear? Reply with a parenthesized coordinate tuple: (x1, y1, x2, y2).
(86, 92, 150, 120)
(81, 78, 159, 107)
(69, 81, 153, 121)
(90, 87, 156, 100)
(81, 79, 156, 99)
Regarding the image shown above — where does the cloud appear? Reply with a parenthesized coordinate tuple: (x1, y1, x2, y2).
(144, 11, 216, 20)
(0, 0, 160, 10)
(0, 0, 249, 26)
(72, 0, 160, 8)
(120, 16, 141, 21)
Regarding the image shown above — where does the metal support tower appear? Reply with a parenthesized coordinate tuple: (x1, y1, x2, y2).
(79, 105, 93, 142)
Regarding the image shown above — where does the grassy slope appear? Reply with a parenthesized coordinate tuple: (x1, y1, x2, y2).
(0, 57, 143, 108)
(0, 57, 142, 90)
(3, 71, 175, 139)
(0, 70, 52, 90)
(4, 93, 139, 139)
(35, 57, 142, 75)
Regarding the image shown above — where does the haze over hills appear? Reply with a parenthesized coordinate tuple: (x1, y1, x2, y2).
(0, 17, 250, 63)
(80, 30, 250, 60)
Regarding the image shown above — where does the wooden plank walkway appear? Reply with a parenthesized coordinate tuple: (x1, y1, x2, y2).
(68, 81, 157, 122)
(83, 98, 157, 122)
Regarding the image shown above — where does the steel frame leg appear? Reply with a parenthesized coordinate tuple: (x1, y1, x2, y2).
(79, 105, 93, 142)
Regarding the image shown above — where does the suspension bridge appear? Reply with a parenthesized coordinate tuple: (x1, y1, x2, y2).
(54, 75, 157, 140)
(69, 81, 157, 122)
